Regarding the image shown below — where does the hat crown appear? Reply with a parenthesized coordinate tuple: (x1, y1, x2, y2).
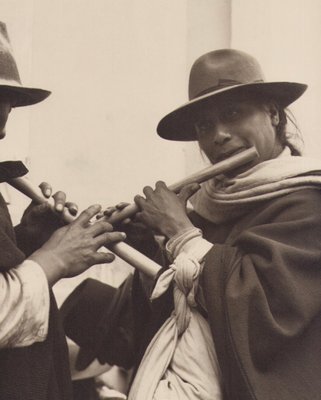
(188, 49, 265, 100)
(0, 22, 21, 85)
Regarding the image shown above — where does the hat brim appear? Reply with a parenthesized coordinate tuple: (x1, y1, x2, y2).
(0, 84, 51, 107)
(76, 275, 132, 370)
(61, 275, 133, 371)
(157, 82, 307, 141)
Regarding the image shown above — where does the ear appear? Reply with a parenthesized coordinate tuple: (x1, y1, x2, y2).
(268, 103, 279, 127)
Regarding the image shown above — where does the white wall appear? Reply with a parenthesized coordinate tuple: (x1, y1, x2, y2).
(28, 0, 187, 210)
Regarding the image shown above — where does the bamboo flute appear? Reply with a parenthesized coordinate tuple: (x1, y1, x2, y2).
(106, 146, 258, 224)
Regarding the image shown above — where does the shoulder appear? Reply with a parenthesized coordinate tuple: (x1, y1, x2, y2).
(262, 188, 321, 221)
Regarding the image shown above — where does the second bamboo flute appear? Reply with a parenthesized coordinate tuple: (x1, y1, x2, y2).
(7, 177, 163, 278)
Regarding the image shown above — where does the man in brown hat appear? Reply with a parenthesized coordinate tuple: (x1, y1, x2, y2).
(64, 48, 321, 399)
(0, 21, 126, 400)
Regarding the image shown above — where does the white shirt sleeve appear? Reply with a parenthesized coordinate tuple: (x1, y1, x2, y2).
(0, 259, 50, 348)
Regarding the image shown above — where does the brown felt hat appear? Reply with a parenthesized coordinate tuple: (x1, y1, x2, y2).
(157, 49, 307, 141)
(0, 22, 50, 106)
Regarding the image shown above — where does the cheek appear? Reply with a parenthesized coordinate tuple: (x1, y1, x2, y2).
(198, 136, 211, 155)
(250, 126, 277, 161)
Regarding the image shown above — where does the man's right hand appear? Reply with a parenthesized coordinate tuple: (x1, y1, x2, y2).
(100, 202, 159, 258)
(28, 204, 126, 286)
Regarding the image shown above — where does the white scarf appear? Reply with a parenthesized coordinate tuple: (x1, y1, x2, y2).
(128, 253, 222, 400)
(190, 148, 321, 223)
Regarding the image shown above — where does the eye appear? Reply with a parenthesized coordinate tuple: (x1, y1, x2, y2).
(195, 120, 213, 135)
(220, 106, 242, 122)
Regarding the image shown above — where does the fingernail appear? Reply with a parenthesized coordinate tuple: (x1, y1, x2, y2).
(45, 189, 51, 197)
(121, 232, 127, 238)
(56, 204, 63, 211)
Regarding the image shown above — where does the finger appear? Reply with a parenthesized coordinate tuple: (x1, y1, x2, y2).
(39, 182, 52, 198)
(90, 220, 114, 237)
(142, 186, 154, 198)
(95, 231, 126, 248)
(134, 210, 144, 222)
(73, 204, 102, 226)
(178, 183, 201, 202)
(155, 180, 167, 190)
(65, 201, 78, 216)
(134, 194, 146, 208)
(103, 206, 117, 217)
(96, 211, 105, 220)
(116, 202, 130, 210)
(52, 191, 67, 212)
(91, 251, 116, 265)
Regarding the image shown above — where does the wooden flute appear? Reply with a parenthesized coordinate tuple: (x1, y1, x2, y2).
(7, 146, 258, 278)
(106, 146, 258, 224)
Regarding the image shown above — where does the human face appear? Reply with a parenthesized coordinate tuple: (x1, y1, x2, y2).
(194, 98, 282, 175)
(0, 95, 12, 139)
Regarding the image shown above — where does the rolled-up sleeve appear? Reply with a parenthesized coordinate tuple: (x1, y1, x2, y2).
(0, 259, 50, 348)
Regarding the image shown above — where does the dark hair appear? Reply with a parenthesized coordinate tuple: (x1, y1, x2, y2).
(276, 106, 303, 156)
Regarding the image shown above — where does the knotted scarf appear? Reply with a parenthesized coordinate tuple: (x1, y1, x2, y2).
(128, 252, 222, 400)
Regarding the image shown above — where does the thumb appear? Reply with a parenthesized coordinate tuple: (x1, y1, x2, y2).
(178, 183, 201, 203)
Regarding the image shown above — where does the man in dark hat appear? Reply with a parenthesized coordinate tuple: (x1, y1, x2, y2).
(64, 48, 321, 400)
(0, 21, 126, 400)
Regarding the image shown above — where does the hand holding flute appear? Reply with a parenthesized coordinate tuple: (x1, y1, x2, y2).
(13, 182, 126, 286)
(28, 204, 126, 285)
(104, 146, 257, 225)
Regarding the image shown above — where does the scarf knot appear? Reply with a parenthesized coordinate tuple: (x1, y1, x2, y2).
(151, 252, 202, 335)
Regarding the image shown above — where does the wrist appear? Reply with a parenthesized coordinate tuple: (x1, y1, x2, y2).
(161, 220, 195, 239)
(28, 249, 67, 286)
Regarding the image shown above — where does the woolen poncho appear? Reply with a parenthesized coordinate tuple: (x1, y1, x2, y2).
(197, 188, 321, 400)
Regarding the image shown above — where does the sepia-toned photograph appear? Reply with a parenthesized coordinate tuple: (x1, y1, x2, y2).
(0, 1, 320, 399)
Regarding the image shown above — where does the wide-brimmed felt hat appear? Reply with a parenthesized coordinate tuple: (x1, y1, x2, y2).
(60, 276, 134, 371)
(0, 22, 50, 106)
(157, 49, 307, 141)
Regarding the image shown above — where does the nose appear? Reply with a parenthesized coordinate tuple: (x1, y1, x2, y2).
(213, 124, 231, 144)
